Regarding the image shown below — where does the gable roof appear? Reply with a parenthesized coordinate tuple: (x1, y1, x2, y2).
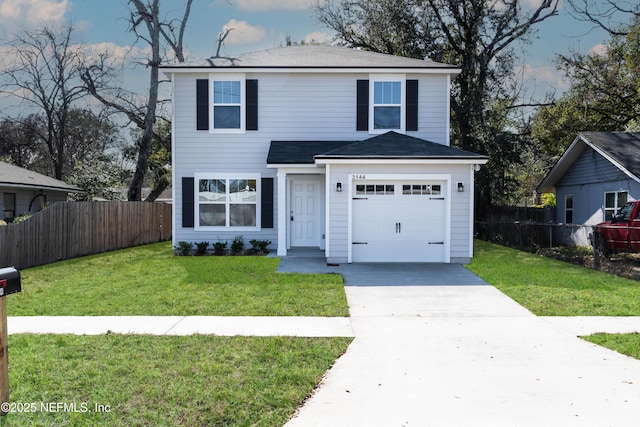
(537, 132, 640, 192)
(267, 132, 488, 165)
(0, 161, 82, 193)
(161, 45, 459, 72)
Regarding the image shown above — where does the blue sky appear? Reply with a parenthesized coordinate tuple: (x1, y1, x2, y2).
(0, 0, 621, 100)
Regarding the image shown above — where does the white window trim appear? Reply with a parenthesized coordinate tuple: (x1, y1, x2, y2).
(210, 73, 246, 134)
(195, 173, 261, 231)
(369, 74, 406, 134)
(604, 190, 628, 221)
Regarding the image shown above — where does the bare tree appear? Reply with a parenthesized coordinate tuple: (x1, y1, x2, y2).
(81, 0, 194, 201)
(0, 26, 87, 180)
(567, 0, 639, 36)
(316, 0, 559, 211)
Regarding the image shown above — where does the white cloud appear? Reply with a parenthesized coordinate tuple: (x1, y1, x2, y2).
(517, 63, 570, 96)
(234, 0, 321, 11)
(0, 0, 69, 28)
(304, 31, 333, 44)
(589, 43, 608, 56)
(221, 19, 267, 46)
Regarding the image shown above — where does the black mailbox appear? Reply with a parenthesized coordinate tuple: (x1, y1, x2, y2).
(0, 267, 20, 297)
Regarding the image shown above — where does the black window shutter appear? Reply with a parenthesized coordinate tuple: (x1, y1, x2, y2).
(182, 177, 195, 228)
(246, 79, 258, 131)
(406, 80, 419, 131)
(196, 79, 209, 130)
(261, 177, 274, 229)
(356, 80, 369, 131)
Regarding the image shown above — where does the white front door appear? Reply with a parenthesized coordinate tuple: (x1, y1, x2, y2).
(290, 178, 322, 247)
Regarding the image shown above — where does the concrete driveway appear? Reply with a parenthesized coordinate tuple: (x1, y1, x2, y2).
(279, 256, 640, 427)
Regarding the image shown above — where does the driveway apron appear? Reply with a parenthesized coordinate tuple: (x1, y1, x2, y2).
(281, 258, 640, 427)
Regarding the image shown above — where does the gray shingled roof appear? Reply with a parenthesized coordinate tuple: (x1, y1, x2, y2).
(0, 161, 82, 192)
(538, 132, 640, 192)
(318, 132, 488, 159)
(267, 132, 488, 164)
(582, 132, 640, 178)
(267, 141, 352, 164)
(162, 45, 458, 70)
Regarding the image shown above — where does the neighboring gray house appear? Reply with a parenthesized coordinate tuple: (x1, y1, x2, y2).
(161, 45, 488, 263)
(537, 132, 640, 246)
(0, 161, 82, 220)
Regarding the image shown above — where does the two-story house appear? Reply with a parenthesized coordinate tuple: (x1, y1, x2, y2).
(162, 45, 488, 263)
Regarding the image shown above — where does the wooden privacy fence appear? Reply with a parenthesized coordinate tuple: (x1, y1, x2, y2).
(0, 201, 172, 270)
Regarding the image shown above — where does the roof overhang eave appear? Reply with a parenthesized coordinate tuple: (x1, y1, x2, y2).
(266, 163, 319, 169)
(314, 156, 489, 165)
(161, 66, 462, 76)
(0, 182, 83, 193)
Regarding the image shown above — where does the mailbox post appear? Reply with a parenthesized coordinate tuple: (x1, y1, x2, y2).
(0, 267, 20, 417)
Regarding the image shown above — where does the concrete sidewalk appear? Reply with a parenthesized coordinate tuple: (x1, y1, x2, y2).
(8, 316, 354, 337)
(8, 314, 640, 337)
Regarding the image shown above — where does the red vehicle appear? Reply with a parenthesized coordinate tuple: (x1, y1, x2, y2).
(593, 200, 640, 255)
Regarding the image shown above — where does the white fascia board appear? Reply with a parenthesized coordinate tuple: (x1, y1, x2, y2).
(314, 158, 489, 166)
(161, 67, 461, 76)
(266, 164, 324, 173)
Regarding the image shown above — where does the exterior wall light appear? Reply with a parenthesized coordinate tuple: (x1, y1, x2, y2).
(457, 182, 464, 192)
(336, 181, 343, 192)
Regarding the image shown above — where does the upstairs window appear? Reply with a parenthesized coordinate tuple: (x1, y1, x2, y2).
(196, 77, 258, 132)
(373, 81, 402, 130)
(357, 78, 417, 133)
(213, 80, 242, 130)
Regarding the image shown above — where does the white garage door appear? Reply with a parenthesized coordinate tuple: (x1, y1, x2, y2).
(352, 181, 447, 262)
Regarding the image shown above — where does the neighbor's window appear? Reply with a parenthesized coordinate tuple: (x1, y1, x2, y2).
(565, 194, 573, 224)
(372, 80, 404, 131)
(197, 175, 259, 228)
(3, 193, 15, 219)
(212, 77, 244, 131)
(604, 191, 628, 220)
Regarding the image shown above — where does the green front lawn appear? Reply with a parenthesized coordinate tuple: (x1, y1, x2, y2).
(467, 240, 640, 316)
(3, 334, 352, 426)
(10, 242, 349, 317)
(582, 333, 640, 360)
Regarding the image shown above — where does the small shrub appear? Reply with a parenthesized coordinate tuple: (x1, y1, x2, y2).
(175, 241, 193, 256)
(231, 235, 244, 255)
(195, 241, 209, 255)
(12, 213, 33, 224)
(213, 240, 228, 256)
(250, 239, 271, 254)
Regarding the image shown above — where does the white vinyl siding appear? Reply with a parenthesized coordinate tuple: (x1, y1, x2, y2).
(171, 71, 453, 246)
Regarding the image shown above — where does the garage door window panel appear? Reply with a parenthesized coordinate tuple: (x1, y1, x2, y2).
(402, 184, 441, 195)
(355, 184, 395, 195)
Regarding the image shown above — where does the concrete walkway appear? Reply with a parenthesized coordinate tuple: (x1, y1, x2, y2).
(278, 255, 640, 427)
